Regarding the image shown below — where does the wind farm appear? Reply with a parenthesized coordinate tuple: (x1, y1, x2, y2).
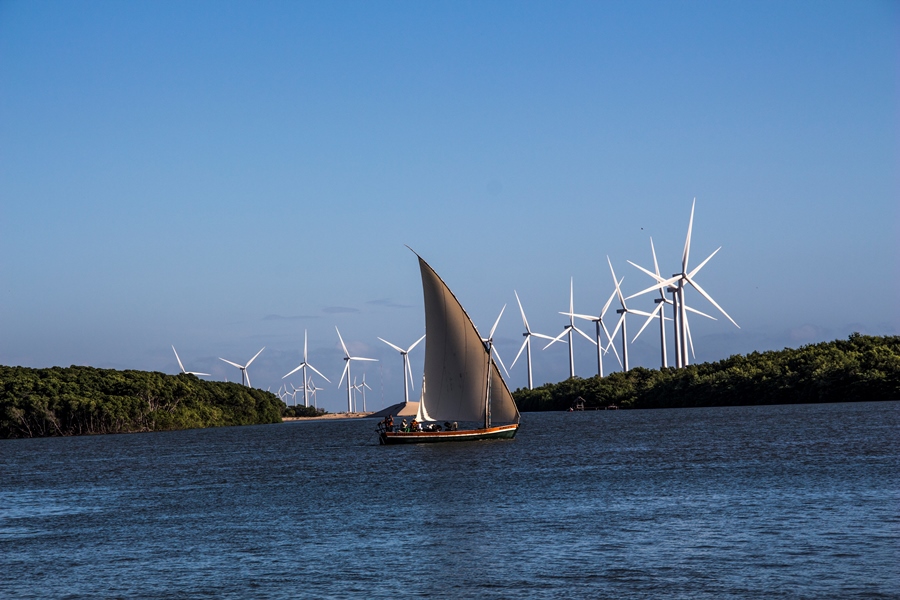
(153, 201, 759, 415)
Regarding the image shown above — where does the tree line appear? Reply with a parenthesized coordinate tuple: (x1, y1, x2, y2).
(0, 365, 286, 439)
(512, 333, 900, 411)
(4, 334, 896, 438)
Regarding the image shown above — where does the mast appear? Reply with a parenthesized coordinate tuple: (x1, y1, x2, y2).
(484, 348, 492, 429)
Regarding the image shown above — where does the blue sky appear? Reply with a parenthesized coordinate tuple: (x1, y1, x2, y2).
(1, 1, 897, 412)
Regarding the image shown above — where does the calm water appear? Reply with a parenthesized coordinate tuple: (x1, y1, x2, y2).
(1, 402, 897, 599)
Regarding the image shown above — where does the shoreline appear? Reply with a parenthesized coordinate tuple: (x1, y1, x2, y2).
(282, 412, 374, 422)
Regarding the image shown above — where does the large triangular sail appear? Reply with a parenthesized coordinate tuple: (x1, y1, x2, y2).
(414, 255, 520, 425)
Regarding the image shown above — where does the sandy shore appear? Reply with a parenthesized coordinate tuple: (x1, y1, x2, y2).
(282, 412, 374, 422)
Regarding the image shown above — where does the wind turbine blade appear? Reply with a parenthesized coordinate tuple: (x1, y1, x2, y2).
(683, 198, 695, 273)
(625, 275, 680, 301)
(378, 337, 404, 353)
(188, 371, 211, 377)
(246, 347, 265, 367)
(608, 312, 626, 344)
(650, 237, 661, 278)
(407, 334, 426, 352)
(607, 257, 625, 306)
(686, 276, 740, 328)
(600, 283, 621, 318)
(303, 330, 308, 361)
(568, 312, 600, 321)
(542, 328, 569, 350)
(283, 363, 305, 379)
(514, 290, 530, 331)
(650, 238, 667, 300)
(627, 260, 665, 285)
(307, 363, 331, 383)
(688, 246, 721, 279)
(335, 326, 349, 357)
(531, 332, 558, 341)
(338, 362, 349, 387)
(573, 326, 598, 346)
(631, 302, 663, 343)
(568, 277, 575, 317)
(406, 358, 415, 390)
(492, 347, 510, 378)
(684, 312, 696, 359)
(245, 370, 252, 388)
(489, 304, 506, 339)
(600, 320, 617, 347)
(604, 325, 623, 368)
(172, 346, 186, 373)
(685, 304, 716, 321)
(628, 308, 656, 318)
(218, 357, 243, 369)
(351, 357, 379, 362)
(511, 338, 529, 369)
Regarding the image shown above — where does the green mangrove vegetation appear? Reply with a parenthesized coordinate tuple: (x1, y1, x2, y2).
(0, 366, 285, 439)
(513, 334, 900, 411)
(282, 404, 326, 418)
(3, 334, 896, 438)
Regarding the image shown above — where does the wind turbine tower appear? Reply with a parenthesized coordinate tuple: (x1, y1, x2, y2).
(336, 327, 378, 413)
(607, 258, 654, 372)
(544, 279, 595, 378)
(283, 330, 331, 407)
(510, 291, 556, 389)
(378, 334, 425, 405)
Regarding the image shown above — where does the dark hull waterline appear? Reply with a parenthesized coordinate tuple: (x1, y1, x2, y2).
(379, 423, 519, 445)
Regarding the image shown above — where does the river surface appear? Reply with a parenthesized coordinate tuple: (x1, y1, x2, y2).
(1, 401, 898, 599)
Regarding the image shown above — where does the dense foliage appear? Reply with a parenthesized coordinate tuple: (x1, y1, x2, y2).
(0, 365, 286, 439)
(513, 334, 900, 411)
(282, 404, 326, 418)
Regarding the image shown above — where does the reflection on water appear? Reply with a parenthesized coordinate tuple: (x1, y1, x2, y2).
(1, 401, 897, 599)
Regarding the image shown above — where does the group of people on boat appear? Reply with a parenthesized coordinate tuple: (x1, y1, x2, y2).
(377, 414, 458, 434)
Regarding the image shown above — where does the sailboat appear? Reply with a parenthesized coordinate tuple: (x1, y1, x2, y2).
(378, 252, 520, 445)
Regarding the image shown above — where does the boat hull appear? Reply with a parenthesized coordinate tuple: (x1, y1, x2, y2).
(379, 423, 519, 445)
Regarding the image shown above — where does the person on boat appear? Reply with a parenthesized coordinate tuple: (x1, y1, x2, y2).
(444, 421, 452, 431)
(410, 419, 419, 432)
(384, 415, 394, 432)
(401, 418, 408, 432)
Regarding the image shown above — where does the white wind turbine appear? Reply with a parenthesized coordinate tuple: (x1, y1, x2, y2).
(627, 199, 739, 366)
(510, 291, 557, 389)
(377, 334, 425, 405)
(480, 305, 510, 378)
(606, 258, 655, 372)
(543, 278, 596, 378)
(351, 377, 361, 412)
(562, 280, 624, 378)
(627, 237, 715, 368)
(276, 384, 290, 404)
(172, 346, 210, 377)
(218, 347, 265, 387)
(336, 327, 378, 413)
(307, 376, 324, 410)
(283, 330, 331, 407)
(359, 373, 373, 412)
